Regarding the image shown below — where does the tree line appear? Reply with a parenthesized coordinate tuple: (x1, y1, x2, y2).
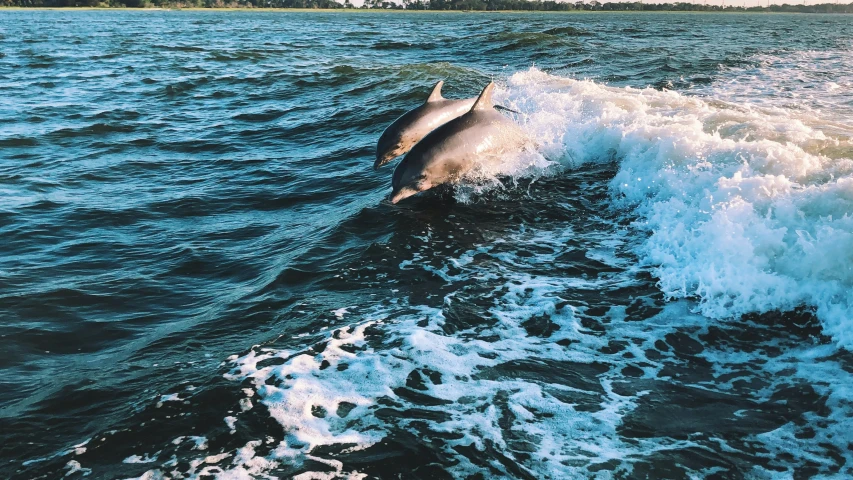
(3, 0, 853, 13)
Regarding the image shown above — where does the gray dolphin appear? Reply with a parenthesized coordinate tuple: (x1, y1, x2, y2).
(374, 81, 476, 170)
(390, 82, 527, 204)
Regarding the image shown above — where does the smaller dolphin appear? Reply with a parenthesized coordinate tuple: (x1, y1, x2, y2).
(390, 82, 526, 204)
(374, 81, 476, 170)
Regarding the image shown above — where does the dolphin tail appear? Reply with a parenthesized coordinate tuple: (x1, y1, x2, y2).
(425, 80, 444, 103)
(471, 82, 495, 111)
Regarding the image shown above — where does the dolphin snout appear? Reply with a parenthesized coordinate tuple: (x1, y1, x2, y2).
(375, 132, 402, 169)
(390, 187, 415, 204)
(374, 142, 408, 170)
(373, 152, 396, 170)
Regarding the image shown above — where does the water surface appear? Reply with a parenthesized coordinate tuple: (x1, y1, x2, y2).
(1, 10, 852, 479)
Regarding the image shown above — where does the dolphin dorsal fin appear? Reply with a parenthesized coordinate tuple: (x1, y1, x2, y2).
(471, 82, 495, 111)
(426, 81, 444, 103)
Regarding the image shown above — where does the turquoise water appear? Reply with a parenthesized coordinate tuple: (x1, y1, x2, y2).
(2, 11, 853, 478)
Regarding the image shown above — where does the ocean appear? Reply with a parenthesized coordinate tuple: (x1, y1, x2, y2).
(1, 10, 852, 479)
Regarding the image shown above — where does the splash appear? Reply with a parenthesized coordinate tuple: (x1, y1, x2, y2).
(498, 66, 853, 349)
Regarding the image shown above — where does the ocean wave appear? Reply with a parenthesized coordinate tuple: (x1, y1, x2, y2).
(497, 66, 853, 349)
(542, 26, 592, 36)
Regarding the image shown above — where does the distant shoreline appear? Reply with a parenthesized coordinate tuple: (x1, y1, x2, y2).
(0, 6, 851, 12)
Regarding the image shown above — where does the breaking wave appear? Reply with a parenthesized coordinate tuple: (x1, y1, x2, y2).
(498, 62, 853, 349)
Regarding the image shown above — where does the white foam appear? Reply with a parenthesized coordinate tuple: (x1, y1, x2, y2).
(124, 471, 166, 480)
(64, 460, 91, 477)
(172, 436, 208, 450)
(224, 416, 237, 434)
(141, 211, 853, 478)
(157, 393, 181, 407)
(703, 49, 853, 128)
(498, 66, 853, 349)
(215, 223, 697, 478)
(123, 453, 158, 464)
(332, 307, 355, 320)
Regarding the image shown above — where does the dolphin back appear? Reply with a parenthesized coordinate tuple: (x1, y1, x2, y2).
(470, 82, 496, 112)
(390, 82, 527, 204)
(374, 82, 476, 170)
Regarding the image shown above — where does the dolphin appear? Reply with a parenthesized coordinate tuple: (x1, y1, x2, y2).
(374, 81, 477, 170)
(390, 82, 527, 204)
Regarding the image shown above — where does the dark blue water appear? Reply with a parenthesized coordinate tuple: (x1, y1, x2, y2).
(2, 11, 853, 479)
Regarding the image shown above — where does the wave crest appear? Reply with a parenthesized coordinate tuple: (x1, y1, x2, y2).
(499, 67, 853, 348)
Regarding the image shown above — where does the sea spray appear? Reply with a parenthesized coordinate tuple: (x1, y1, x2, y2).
(499, 68, 853, 348)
